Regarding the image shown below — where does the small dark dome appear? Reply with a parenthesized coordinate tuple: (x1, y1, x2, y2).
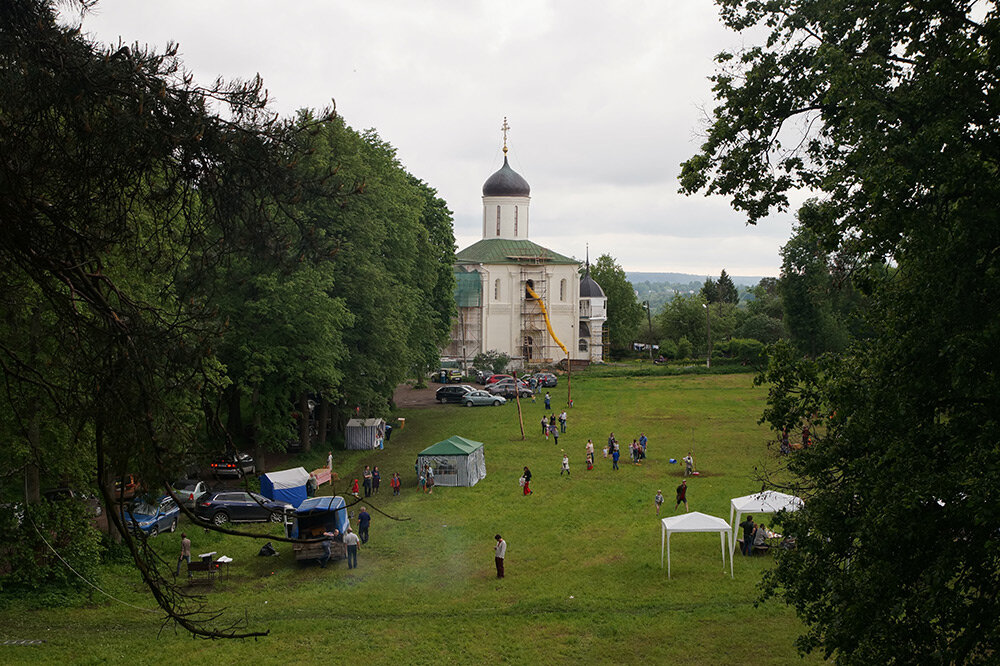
(482, 156, 530, 197)
(580, 270, 605, 298)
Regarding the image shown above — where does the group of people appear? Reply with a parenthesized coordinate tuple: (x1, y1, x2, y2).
(418, 463, 436, 493)
(737, 515, 775, 555)
(540, 411, 568, 441)
(351, 469, 401, 497)
(602, 432, 649, 469)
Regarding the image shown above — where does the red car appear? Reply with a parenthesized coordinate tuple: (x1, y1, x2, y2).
(485, 374, 512, 385)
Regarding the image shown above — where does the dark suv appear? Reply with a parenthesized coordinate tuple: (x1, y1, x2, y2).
(436, 384, 475, 403)
(535, 372, 558, 387)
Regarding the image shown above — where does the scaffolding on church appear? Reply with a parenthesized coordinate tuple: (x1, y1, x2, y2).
(446, 270, 483, 369)
(519, 264, 551, 366)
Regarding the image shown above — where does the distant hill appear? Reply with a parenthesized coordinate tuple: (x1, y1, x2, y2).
(626, 272, 765, 287)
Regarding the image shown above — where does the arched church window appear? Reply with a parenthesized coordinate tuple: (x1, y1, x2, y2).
(514, 206, 518, 236)
(496, 206, 501, 236)
(560, 279, 566, 301)
(494, 279, 501, 301)
(579, 339, 588, 352)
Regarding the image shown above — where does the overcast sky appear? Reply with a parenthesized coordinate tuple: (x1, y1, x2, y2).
(75, 1, 794, 277)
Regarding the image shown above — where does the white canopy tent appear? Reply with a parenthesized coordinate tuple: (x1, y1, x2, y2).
(729, 491, 804, 541)
(660, 512, 734, 579)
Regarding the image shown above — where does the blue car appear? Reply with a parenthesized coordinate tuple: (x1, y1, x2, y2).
(124, 496, 180, 537)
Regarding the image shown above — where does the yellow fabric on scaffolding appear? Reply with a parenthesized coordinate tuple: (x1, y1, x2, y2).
(524, 284, 568, 356)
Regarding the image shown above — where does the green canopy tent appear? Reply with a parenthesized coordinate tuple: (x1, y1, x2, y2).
(416, 436, 486, 487)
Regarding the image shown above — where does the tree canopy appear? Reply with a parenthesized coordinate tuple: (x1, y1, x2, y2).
(682, 0, 1000, 661)
(0, 0, 454, 637)
(588, 255, 644, 357)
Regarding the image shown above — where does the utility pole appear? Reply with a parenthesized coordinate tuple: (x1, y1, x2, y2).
(645, 300, 654, 360)
(702, 303, 711, 368)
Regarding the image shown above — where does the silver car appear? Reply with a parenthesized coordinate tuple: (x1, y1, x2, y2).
(172, 479, 209, 509)
(464, 390, 506, 407)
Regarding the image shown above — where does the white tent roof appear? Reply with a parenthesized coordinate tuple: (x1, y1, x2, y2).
(660, 512, 734, 579)
(262, 466, 310, 490)
(729, 490, 804, 539)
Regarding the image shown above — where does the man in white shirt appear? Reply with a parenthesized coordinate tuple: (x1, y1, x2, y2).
(494, 534, 506, 579)
(343, 527, 361, 569)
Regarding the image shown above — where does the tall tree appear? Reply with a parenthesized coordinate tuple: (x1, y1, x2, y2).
(0, 0, 355, 637)
(588, 255, 644, 357)
(681, 0, 1000, 661)
(716, 270, 739, 304)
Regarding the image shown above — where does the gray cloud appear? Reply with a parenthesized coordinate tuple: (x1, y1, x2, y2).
(79, 0, 791, 276)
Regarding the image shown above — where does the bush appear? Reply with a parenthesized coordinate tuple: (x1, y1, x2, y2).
(727, 338, 767, 365)
(676, 336, 693, 360)
(0, 499, 102, 599)
(472, 350, 510, 374)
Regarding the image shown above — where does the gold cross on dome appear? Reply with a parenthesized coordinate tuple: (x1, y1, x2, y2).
(502, 117, 510, 154)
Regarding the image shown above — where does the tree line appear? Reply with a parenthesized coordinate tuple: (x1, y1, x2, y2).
(592, 227, 868, 364)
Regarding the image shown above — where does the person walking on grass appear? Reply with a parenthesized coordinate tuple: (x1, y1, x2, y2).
(585, 439, 595, 470)
(612, 446, 620, 470)
(654, 490, 664, 516)
(552, 424, 559, 446)
(390, 472, 401, 496)
(542, 416, 549, 438)
(561, 453, 570, 476)
(638, 433, 647, 459)
(544, 392, 551, 410)
(521, 466, 533, 495)
(372, 466, 381, 494)
(494, 534, 507, 578)
(351, 478, 360, 498)
(419, 467, 427, 493)
(327, 450, 333, 476)
(426, 465, 435, 494)
(358, 506, 371, 544)
(343, 527, 360, 569)
(176, 532, 191, 578)
(559, 410, 567, 433)
(675, 479, 689, 512)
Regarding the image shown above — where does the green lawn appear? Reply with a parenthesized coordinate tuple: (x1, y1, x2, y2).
(0, 373, 820, 665)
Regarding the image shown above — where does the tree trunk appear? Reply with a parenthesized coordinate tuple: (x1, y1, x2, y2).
(317, 396, 330, 448)
(225, 384, 243, 448)
(299, 391, 311, 453)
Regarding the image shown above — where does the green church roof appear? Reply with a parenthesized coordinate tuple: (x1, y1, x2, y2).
(456, 238, 579, 266)
(419, 435, 484, 456)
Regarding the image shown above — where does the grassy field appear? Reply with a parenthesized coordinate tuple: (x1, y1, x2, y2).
(0, 373, 821, 665)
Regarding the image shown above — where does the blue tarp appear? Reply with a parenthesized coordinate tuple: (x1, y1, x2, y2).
(260, 467, 310, 508)
(290, 495, 349, 539)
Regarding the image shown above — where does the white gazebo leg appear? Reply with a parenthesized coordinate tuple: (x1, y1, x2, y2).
(667, 533, 671, 579)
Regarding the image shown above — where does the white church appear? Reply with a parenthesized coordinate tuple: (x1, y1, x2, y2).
(445, 124, 607, 370)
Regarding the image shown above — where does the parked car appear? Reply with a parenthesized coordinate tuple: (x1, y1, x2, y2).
(112, 474, 140, 501)
(463, 390, 507, 407)
(194, 490, 292, 526)
(123, 495, 179, 537)
(43, 487, 105, 529)
(210, 452, 256, 478)
(485, 374, 512, 385)
(171, 479, 209, 509)
(487, 378, 533, 399)
(534, 372, 558, 387)
(475, 369, 494, 384)
(435, 384, 475, 403)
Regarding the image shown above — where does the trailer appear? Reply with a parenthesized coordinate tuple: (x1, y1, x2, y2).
(290, 496, 350, 563)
